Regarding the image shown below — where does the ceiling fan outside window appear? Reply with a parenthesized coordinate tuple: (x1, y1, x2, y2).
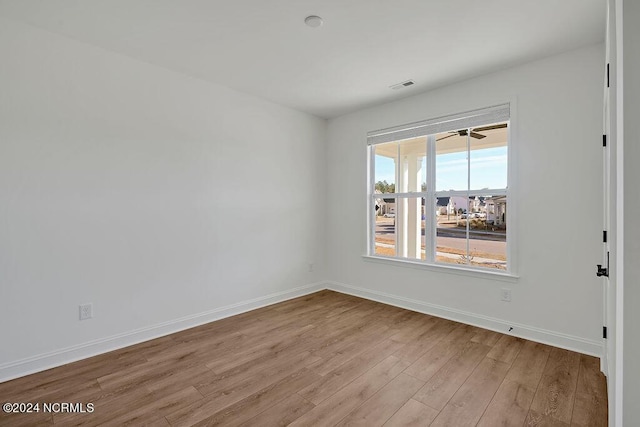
(436, 123, 507, 141)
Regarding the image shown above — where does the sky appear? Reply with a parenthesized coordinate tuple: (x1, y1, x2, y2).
(375, 146, 508, 191)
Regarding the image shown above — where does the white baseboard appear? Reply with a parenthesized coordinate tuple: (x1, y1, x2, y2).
(0, 282, 325, 383)
(326, 281, 603, 358)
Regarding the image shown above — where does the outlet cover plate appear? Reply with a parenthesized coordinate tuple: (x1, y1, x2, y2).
(79, 303, 93, 320)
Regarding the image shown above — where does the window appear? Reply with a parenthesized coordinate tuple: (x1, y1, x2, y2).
(368, 104, 510, 272)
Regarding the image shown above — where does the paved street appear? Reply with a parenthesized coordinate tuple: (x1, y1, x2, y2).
(375, 218, 506, 257)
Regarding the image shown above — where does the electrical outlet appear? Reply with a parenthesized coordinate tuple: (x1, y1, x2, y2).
(501, 288, 512, 302)
(308, 263, 314, 273)
(79, 303, 93, 320)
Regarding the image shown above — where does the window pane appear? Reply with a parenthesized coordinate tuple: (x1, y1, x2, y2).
(374, 201, 396, 257)
(369, 112, 510, 272)
(436, 130, 468, 192)
(373, 141, 398, 194)
(468, 194, 507, 270)
(436, 196, 470, 266)
(395, 197, 424, 260)
(470, 123, 508, 191)
(398, 137, 427, 193)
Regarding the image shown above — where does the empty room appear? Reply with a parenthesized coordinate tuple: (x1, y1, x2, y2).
(1, 1, 638, 426)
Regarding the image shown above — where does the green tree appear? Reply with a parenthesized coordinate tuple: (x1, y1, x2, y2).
(375, 180, 395, 193)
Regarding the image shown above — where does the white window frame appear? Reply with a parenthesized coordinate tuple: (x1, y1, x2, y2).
(366, 103, 517, 277)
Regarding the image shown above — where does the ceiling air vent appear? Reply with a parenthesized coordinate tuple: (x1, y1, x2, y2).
(390, 80, 415, 90)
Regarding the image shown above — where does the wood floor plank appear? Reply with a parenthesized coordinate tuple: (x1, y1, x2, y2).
(238, 393, 315, 427)
(146, 331, 247, 366)
(404, 324, 479, 382)
(308, 315, 393, 360)
(525, 410, 571, 427)
(0, 411, 53, 427)
(412, 341, 492, 410)
(196, 333, 322, 395)
(0, 291, 607, 427)
(100, 386, 202, 426)
(385, 312, 439, 339)
(289, 356, 409, 427)
(97, 358, 200, 392)
(0, 377, 103, 420)
(387, 313, 438, 343)
(271, 304, 386, 361)
(335, 373, 425, 426)
(298, 339, 405, 405)
(477, 378, 536, 427)
(382, 399, 439, 427)
(430, 357, 511, 426)
(570, 355, 608, 427)
(196, 349, 321, 399)
(476, 340, 552, 427)
(505, 340, 553, 390)
(263, 299, 373, 335)
(526, 347, 581, 425)
(144, 364, 213, 394)
(187, 368, 319, 427)
(470, 328, 502, 346)
(0, 349, 148, 402)
(310, 326, 394, 376)
(166, 368, 320, 427)
(323, 299, 370, 319)
(486, 334, 525, 364)
(203, 324, 316, 374)
(246, 301, 331, 327)
(53, 384, 179, 426)
(393, 318, 458, 364)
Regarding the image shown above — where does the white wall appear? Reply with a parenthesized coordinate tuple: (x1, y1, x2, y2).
(326, 43, 605, 355)
(622, 0, 640, 424)
(0, 18, 326, 379)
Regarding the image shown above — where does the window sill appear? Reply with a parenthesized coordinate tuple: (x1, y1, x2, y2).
(361, 255, 519, 283)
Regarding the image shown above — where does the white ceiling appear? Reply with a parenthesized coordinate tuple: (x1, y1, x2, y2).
(0, 0, 605, 118)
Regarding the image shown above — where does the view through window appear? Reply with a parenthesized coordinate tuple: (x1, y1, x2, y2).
(369, 105, 509, 272)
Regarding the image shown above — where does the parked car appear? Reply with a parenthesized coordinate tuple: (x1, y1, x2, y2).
(383, 213, 395, 218)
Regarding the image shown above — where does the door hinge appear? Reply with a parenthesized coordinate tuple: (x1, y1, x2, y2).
(603, 134, 607, 147)
(603, 230, 607, 243)
(603, 326, 608, 339)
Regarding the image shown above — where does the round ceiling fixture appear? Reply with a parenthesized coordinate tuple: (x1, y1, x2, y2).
(304, 15, 323, 28)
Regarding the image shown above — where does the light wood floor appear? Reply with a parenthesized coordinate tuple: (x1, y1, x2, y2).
(0, 290, 607, 426)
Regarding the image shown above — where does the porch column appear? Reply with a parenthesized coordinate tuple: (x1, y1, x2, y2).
(407, 157, 422, 258)
(396, 157, 407, 257)
(397, 155, 422, 258)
